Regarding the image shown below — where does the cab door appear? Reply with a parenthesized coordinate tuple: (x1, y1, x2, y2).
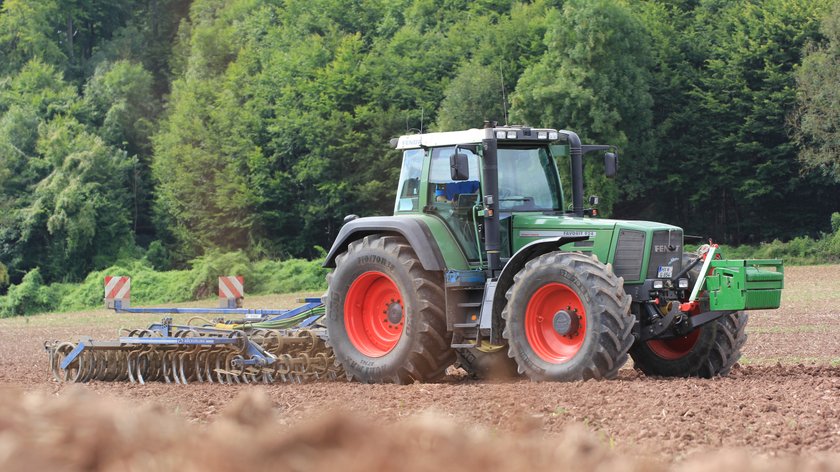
(425, 146, 483, 263)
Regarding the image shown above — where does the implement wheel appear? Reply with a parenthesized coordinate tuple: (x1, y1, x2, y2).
(502, 252, 634, 381)
(630, 312, 748, 377)
(325, 235, 453, 384)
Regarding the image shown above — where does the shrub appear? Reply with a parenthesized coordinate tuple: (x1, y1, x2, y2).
(0, 268, 60, 317)
(251, 258, 328, 294)
(0, 263, 8, 293)
(144, 240, 172, 270)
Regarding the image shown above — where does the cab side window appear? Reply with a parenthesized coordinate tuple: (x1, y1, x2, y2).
(428, 147, 481, 206)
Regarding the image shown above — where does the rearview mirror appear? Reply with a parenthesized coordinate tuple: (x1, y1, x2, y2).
(604, 152, 618, 178)
(450, 153, 470, 181)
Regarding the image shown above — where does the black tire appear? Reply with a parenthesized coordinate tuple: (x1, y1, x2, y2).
(629, 252, 748, 378)
(455, 345, 520, 380)
(629, 311, 748, 378)
(501, 252, 634, 381)
(325, 235, 454, 384)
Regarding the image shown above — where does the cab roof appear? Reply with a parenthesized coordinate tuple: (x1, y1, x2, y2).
(393, 126, 563, 150)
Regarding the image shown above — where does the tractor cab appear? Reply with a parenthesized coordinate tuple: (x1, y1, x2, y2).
(392, 126, 608, 267)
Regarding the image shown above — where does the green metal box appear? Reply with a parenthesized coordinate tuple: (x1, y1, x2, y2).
(705, 259, 784, 311)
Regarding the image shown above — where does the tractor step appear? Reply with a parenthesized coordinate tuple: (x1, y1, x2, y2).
(457, 302, 482, 308)
(453, 322, 479, 329)
(450, 343, 478, 349)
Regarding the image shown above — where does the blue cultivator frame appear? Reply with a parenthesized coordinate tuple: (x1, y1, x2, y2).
(111, 297, 325, 327)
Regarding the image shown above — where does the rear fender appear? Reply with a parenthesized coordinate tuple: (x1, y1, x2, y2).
(323, 216, 446, 271)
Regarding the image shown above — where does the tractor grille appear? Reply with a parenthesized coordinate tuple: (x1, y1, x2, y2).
(646, 230, 683, 279)
(613, 230, 645, 281)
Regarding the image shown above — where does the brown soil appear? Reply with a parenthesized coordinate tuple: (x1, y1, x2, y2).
(2, 265, 840, 469)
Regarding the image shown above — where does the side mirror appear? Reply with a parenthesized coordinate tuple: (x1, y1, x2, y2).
(604, 152, 618, 178)
(588, 195, 599, 206)
(450, 153, 470, 181)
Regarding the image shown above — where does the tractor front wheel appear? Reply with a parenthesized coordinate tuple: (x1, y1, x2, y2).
(325, 235, 453, 384)
(502, 252, 634, 381)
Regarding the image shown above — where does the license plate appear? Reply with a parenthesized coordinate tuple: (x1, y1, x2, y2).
(657, 266, 673, 278)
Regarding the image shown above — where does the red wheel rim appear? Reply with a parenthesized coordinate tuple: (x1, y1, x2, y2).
(345, 271, 404, 357)
(524, 283, 587, 364)
(646, 330, 700, 360)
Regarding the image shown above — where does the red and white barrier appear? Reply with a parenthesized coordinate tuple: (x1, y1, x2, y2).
(218, 276, 244, 308)
(104, 276, 131, 308)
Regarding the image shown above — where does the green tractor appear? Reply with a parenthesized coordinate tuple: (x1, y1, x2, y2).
(323, 123, 784, 383)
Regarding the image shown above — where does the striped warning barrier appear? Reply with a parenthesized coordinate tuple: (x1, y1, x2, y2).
(218, 276, 244, 308)
(104, 276, 130, 308)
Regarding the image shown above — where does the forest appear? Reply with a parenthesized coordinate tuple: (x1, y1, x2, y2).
(1, 0, 840, 294)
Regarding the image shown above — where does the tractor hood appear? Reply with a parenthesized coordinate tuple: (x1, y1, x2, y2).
(509, 214, 683, 284)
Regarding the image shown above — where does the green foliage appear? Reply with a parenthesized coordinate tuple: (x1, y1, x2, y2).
(0, 262, 8, 291)
(20, 116, 136, 280)
(251, 258, 329, 294)
(511, 0, 654, 214)
(83, 60, 158, 155)
(435, 61, 508, 130)
(144, 240, 172, 270)
(187, 250, 252, 298)
(0, 1, 66, 76)
(0, 253, 328, 316)
(0, 268, 56, 316)
(1, 0, 839, 293)
(663, 0, 838, 243)
(715, 213, 840, 265)
(793, 1, 840, 181)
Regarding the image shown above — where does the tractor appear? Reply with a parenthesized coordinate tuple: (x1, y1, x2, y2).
(45, 123, 783, 385)
(322, 122, 784, 383)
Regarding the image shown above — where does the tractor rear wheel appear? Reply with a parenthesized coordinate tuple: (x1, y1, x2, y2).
(502, 252, 634, 381)
(325, 235, 454, 384)
(630, 312, 748, 378)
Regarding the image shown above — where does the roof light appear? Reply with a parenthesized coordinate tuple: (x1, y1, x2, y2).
(506, 131, 517, 139)
(538, 131, 548, 139)
(495, 131, 506, 139)
(548, 131, 559, 140)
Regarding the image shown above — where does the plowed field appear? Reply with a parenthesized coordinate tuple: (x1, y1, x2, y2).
(2, 265, 840, 470)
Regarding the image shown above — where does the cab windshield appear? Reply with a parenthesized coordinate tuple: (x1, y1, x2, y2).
(497, 146, 563, 211)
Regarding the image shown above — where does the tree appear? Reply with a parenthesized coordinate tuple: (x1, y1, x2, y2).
(18, 117, 136, 280)
(0, 0, 66, 76)
(510, 0, 654, 214)
(683, 0, 838, 242)
(793, 1, 840, 181)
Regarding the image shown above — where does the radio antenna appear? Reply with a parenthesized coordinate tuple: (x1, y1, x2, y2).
(420, 107, 424, 133)
(499, 62, 509, 126)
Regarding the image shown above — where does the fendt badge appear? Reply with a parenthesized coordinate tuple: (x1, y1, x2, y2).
(654, 245, 679, 253)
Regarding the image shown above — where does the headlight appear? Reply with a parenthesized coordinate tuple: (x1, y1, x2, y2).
(652, 280, 664, 289)
(548, 131, 559, 140)
(495, 131, 506, 139)
(506, 131, 517, 139)
(538, 131, 548, 139)
(678, 278, 689, 289)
